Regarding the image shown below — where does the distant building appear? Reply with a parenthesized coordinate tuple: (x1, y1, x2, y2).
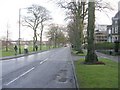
(94, 30, 108, 43)
(107, 25, 112, 42)
(97, 24, 108, 31)
(83, 20, 119, 44)
(83, 24, 111, 43)
(94, 25, 109, 43)
(111, 2, 120, 42)
(112, 11, 120, 42)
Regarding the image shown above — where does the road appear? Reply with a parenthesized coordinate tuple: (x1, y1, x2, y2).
(0, 47, 76, 88)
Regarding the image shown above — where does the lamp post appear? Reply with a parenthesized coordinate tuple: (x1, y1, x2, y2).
(18, 7, 27, 54)
(19, 8, 21, 54)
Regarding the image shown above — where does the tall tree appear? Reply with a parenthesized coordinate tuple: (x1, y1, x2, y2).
(85, 1, 98, 64)
(67, 21, 77, 49)
(58, 0, 113, 53)
(23, 4, 51, 51)
(47, 24, 66, 48)
(59, 1, 87, 53)
(6, 23, 10, 52)
(38, 8, 52, 50)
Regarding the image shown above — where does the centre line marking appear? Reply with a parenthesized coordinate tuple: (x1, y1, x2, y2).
(40, 61, 44, 64)
(5, 67, 35, 85)
(40, 58, 48, 65)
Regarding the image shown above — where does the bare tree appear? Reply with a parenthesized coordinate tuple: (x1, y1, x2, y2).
(6, 23, 10, 52)
(58, 0, 113, 53)
(84, 0, 114, 64)
(38, 8, 52, 50)
(58, 1, 88, 53)
(22, 4, 51, 51)
(47, 24, 66, 48)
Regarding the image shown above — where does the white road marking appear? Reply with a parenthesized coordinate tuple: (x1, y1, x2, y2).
(40, 58, 48, 65)
(5, 67, 35, 85)
(40, 61, 43, 64)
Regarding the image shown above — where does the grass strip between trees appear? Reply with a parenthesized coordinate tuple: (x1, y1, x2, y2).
(74, 58, 118, 88)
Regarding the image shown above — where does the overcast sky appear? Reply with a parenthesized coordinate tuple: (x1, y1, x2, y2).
(0, 0, 119, 41)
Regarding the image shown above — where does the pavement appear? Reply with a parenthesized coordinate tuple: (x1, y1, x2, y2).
(71, 50, 119, 63)
(0, 47, 78, 89)
(96, 52, 119, 63)
(0, 50, 47, 60)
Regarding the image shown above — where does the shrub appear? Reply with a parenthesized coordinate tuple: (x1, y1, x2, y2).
(95, 42, 115, 50)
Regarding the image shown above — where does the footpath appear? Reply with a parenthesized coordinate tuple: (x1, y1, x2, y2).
(71, 51, 119, 63)
(96, 52, 119, 63)
(0, 50, 46, 60)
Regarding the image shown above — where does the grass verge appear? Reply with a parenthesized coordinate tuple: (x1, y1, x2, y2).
(74, 58, 118, 88)
(72, 49, 86, 56)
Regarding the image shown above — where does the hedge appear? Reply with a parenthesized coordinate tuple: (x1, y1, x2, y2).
(83, 42, 120, 50)
(95, 42, 115, 50)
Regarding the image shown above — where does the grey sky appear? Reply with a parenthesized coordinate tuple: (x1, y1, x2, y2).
(0, 0, 119, 41)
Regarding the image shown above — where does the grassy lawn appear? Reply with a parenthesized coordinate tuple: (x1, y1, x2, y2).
(74, 58, 118, 88)
(1, 45, 50, 57)
(2, 50, 15, 57)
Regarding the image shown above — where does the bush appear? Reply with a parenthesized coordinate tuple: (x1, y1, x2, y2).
(95, 42, 115, 50)
(83, 42, 120, 50)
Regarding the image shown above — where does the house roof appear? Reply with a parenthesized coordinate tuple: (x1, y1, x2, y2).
(114, 11, 120, 18)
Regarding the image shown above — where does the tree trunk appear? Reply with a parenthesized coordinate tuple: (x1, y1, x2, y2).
(33, 37, 35, 51)
(6, 33, 8, 52)
(54, 37, 57, 48)
(40, 36, 42, 50)
(40, 23, 44, 50)
(33, 29, 37, 51)
(6, 41, 8, 52)
(74, 3, 84, 53)
(85, 1, 98, 64)
(75, 17, 83, 53)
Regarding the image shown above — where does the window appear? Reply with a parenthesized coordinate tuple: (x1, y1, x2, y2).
(115, 37, 118, 41)
(115, 20, 118, 24)
(115, 26, 118, 33)
(108, 29, 111, 34)
(112, 27, 114, 33)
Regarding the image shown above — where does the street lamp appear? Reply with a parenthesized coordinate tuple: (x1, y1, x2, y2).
(19, 8, 21, 54)
(18, 8, 27, 54)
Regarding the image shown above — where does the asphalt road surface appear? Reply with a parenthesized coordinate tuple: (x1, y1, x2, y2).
(0, 47, 76, 89)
